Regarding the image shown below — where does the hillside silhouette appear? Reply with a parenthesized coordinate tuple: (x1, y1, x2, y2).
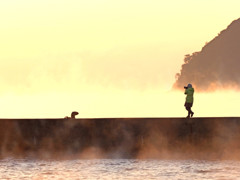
(174, 18, 240, 91)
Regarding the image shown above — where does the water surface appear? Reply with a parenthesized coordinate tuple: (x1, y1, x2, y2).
(0, 159, 239, 179)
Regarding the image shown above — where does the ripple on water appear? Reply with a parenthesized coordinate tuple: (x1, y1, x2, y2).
(0, 159, 240, 179)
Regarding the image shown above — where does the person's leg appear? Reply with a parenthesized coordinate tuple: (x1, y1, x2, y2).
(186, 106, 191, 118)
(189, 107, 194, 117)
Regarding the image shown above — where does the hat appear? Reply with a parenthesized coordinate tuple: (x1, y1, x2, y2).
(187, 84, 192, 88)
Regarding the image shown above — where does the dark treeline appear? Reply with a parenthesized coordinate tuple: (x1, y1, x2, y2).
(174, 18, 240, 91)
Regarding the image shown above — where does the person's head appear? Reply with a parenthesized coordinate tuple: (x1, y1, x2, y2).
(71, 111, 79, 119)
(187, 84, 192, 88)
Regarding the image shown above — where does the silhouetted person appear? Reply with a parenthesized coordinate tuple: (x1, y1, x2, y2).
(64, 111, 79, 119)
(184, 84, 194, 118)
(71, 111, 79, 119)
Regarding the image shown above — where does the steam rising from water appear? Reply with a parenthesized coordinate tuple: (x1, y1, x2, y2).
(1, 117, 240, 160)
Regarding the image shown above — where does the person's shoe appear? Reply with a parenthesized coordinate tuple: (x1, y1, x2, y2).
(190, 112, 194, 117)
(186, 115, 190, 118)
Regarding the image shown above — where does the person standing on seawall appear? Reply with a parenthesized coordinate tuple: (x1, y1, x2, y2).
(184, 84, 194, 118)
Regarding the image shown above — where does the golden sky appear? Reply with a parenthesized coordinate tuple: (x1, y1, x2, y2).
(0, 0, 239, 118)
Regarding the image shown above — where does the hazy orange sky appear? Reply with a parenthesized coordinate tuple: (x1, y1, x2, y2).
(0, 0, 240, 118)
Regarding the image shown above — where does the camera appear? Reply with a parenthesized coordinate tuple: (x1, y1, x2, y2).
(184, 86, 188, 89)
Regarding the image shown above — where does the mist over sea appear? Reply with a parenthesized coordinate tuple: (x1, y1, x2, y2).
(1, 158, 240, 179)
(1, 117, 240, 179)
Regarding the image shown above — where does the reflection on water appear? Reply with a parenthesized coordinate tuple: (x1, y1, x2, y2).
(0, 158, 240, 179)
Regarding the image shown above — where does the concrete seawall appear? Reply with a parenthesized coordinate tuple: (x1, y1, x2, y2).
(1, 117, 240, 159)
